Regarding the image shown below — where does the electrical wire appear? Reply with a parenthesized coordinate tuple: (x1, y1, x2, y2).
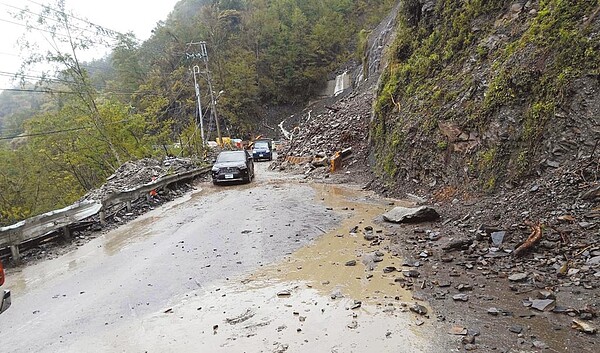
(0, 70, 73, 84)
(0, 1, 119, 40)
(0, 87, 79, 94)
(0, 125, 88, 140)
(0, 87, 158, 96)
(0, 86, 111, 95)
(0, 17, 72, 40)
(25, 0, 123, 38)
(0, 118, 135, 140)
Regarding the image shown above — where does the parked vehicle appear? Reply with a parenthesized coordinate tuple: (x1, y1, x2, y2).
(211, 150, 255, 184)
(252, 139, 273, 161)
(0, 259, 11, 315)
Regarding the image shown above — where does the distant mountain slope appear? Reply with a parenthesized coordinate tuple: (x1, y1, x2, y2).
(0, 88, 50, 138)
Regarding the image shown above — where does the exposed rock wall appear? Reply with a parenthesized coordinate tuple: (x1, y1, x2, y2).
(371, 0, 600, 195)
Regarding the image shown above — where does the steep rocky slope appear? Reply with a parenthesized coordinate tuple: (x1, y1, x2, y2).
(275, 1, 599, 351)
(372, 0, 599, 194)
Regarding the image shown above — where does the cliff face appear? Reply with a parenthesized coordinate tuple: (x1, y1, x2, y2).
(372, 0, 600, 194)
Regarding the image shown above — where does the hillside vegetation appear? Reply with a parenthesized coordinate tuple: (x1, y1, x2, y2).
(0, 0, 395, 226)
(373, 0, 600, 193)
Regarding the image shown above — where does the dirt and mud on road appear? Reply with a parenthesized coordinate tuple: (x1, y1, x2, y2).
(93, 186, 443, 353)
(1, 133, 596, 353)
(0, 162, 454, 353)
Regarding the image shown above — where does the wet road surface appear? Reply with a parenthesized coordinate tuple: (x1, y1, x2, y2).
(0, 162, 443, 352)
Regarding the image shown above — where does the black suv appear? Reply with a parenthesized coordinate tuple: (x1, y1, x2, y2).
(211, 150, 255, 184)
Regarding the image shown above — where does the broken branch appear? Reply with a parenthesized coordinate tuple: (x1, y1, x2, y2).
(513, 221, 543, 257)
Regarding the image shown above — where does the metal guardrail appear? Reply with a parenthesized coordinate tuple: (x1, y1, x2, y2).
(102, 166, 211, 208)
(0, 166, 211, 262)
(0, 201, 102, 250)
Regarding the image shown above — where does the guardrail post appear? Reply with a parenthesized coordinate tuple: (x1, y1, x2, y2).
(10, 245, 21, 264)
(99, 209, 106, 226)
(62, 226, 71, 240)
(126, 201, 132, 212)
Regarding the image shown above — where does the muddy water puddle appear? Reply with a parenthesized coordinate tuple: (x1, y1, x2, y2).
(253, 183, 416, 303)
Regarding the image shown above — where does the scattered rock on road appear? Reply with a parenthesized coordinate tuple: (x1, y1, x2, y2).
(410, 304, 428, 316)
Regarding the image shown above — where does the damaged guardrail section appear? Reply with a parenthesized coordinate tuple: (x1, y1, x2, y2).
(0, 166, 211, 262)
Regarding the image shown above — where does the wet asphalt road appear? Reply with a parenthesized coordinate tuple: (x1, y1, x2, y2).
(0, 162, 442, 352)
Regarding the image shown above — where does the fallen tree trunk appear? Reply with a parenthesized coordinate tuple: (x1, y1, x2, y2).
(513, 221, 543, 257)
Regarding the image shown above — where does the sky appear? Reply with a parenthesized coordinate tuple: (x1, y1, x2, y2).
(0, 0, 181, 89)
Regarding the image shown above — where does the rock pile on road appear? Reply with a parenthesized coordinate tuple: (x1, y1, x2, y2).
(82, 157, 200, 202)
(272, 90, 374, 177)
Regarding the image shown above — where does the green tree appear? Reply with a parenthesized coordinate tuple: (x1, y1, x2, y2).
(14, 0, 131, 166)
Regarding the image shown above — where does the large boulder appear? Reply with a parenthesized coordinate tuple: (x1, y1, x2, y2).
(382, 206, 440, 223)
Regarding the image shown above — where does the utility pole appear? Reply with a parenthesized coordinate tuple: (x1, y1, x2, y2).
(192, 65, 205, 144)
(199, 41, 222, 145)
(186, 41, 222, 145)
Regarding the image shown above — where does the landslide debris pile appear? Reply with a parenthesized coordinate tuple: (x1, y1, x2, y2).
(269, 2, 400, 179)
(82, 157, 199, 202)
(271, 90, 373, 175)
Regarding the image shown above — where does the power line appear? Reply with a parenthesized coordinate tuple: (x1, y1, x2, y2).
(0, 65, 64, 78)
(0, 118, 135, 140)
(0, 87, 78, 94)
(0, 87, 151, 96)
(0, 68, 123, 86)
(0, 17, 68, 40)
(25, 0, 124, 38)
(0, 70, 73, 85)
(0, 1, 117, 40)
(0, 125, 92, 140)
